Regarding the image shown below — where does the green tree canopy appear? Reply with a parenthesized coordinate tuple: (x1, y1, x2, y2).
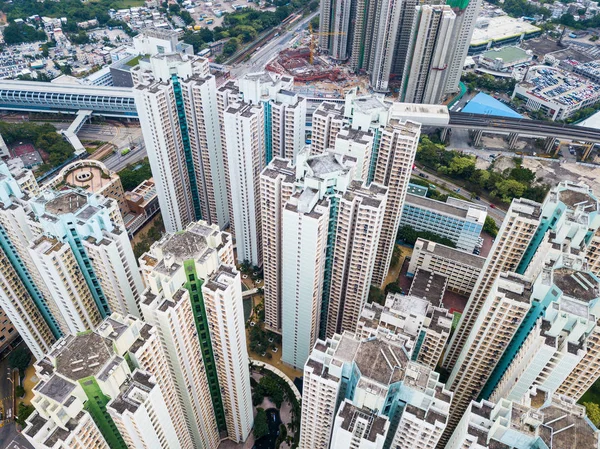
(9, 347, 32, 375)
(584, 402, 600, 427)
(254, 408, 269, 440)
(483, 216, 499, 238)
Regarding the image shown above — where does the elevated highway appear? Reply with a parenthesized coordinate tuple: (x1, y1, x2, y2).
(449, 112, 600, 143)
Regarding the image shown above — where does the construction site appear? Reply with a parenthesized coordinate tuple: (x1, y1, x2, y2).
(266, 28, 369, 94)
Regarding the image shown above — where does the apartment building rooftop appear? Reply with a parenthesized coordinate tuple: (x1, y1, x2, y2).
(337, 401, 388, 442)
(353, 338, 408, 385)
(408, 268, 448, 307)
(306, 153, 349, 177)
(204, 265, 237, 292)
(313, 101, 344, 118)
(44, 191, 88, 215)
(49, 332, 115, 381)
(261, 157, 295, 182)
(415, 239, 486, 268)
(108, 370, 155, 415)
(35, 374, 77, 404)
(553, 268, 599, 302)
(352, 95, 390, 114)
(558, 188, 598, 210)
(406, 194, 486, 224)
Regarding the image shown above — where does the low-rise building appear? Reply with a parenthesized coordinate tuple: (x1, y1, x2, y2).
(513, 65, 600, 120)
(123, 178, 159, 236)
(408, 238, 485, 297)
(400, 194, 486, 253)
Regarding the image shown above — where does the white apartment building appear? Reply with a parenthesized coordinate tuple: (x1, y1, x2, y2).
(443, 198, 542, 372)
(30, 189, 144, 320)
(408, 238, 485, 297)
(326, 180, 387, 337)
(23, 326, 184, 449)
(300, 332, 453, 449)
(98, 315, 197, 449)
(311, 102, 346, 154)
(446, 388, 600, 449)
(260, 158, 295, 333)
(330, 401, 389, 449)
(442, 273, 533, 447)
(239, 72, 307, 162)
(0, 249, 54, 360)
(139, 221, 253, 444)
(490, 262, 600, 404)
(281, 189, 330, 369)
(444, 0, 483, 94)
(30, 235, 103, 334)
(333, 127, 374, 181)
(371, 119, 421, 287)
(108, 370, 182, 449)
(223, 101, 265, 266)
(216, 79, 242, 238)
(134, 53, 229, 232)
(400, 5, 455, 104)
(357, 288, 452, 370)
(364, 0, 403, 92)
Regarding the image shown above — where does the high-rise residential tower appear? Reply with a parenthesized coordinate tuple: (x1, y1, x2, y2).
(300, 332, 453, 449)
(0, 162, 143, 352)
(444, 0, 483, 94)
(440, 272, 533, 447)
(239, 72, 307, 163)
(260, 158, 296, 334)
(442, 198, 542, 372)
(139, 221, 253, 444)
(400, 5, 455, 104)
(371, 119, 421, 286)
(23, 323, 185, 449)
(223, 101, 265, 266)
(134, 53, 229, 232)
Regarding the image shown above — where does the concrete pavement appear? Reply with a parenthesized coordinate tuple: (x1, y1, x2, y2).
(0, 423, 34, 449)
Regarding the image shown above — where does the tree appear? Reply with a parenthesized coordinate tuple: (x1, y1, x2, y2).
(15, 385, 25, 398)
(368, 286, 385, 305)
(254, 408, 269, 439)
(15, 402, 34, 426)
(446, 156, 476, 178)
(222, 38, 239, 57)
(494, 179, 526, 203)
(389, 245, 402, 268)
(384, 282, 402, 295)
(483, 216, 499, 238)
(3, 22, 47, 45)
(585, 402, 600, 427)
(8, 347, 31, 376)
(118, 158, 153, 191)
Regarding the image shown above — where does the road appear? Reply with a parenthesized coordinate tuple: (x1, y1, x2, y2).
(0, 353, 15, 428)
(0, 423, 34, 449)
(229, 11, 318, 78)
(102, 143, 148, 172)
(412, 166, 507, 226)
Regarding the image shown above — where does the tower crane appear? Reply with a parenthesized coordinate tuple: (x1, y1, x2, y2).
(308, 23, 346, 65)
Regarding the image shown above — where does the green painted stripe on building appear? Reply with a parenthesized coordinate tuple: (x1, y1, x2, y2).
(183, 259, 227, 432)
(80, 376, 127, 449)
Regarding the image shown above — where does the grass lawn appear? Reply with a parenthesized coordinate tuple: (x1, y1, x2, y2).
(110, 0, 146, 8)
(580, 379, 600, 405)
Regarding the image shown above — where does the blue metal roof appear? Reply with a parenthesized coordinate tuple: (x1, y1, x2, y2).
(462, 92, 523, 119)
